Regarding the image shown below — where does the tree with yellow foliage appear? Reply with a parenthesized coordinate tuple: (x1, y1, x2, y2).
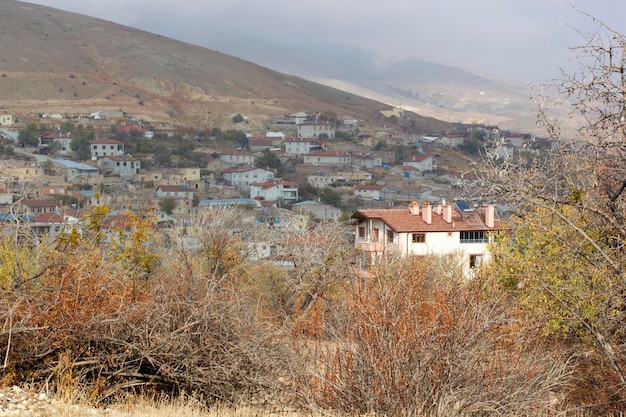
(475, 16, 626, 406)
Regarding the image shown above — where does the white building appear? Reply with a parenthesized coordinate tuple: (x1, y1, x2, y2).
(219, 149, 256, 166)
(403, 153, 437, 172)
(297, 121, 335, 139)
(284, 137, 324, 156)
(89, 138, 125, 160)
(352, 202, 504, 275)
(293, 200, 342, 220)
(222, 167, 275, 189)
(98, 155, 141, 177)
(249, 181, 299, 203)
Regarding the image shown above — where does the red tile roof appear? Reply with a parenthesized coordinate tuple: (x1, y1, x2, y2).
(352, 206, 505, 233)
(89, 138, 123, 145)
(21, 199, 59, 208)
(33, 213, 64, 223)
(305, 150, 350, 157)
(405, 153, 437, 162)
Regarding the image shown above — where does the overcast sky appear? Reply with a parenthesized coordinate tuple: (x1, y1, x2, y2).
(26, 0, 626, 84)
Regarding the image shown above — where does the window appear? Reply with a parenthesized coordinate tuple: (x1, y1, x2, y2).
(387, 230, 394, 243)
(372, 228, 379, 242)
(358, 226, 366, 238)
(412, 233, 425, 243)
(469, 254, 484, 269)
(460, 231, 487, 243)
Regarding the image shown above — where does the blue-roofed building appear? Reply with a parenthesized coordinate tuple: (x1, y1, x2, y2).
(51, 159, 99, 182)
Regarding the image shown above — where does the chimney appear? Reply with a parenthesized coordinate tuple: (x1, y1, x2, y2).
(409, 201, 420, 216)
(485, 205, 495, 228)
(434, 205, 443, 215)
(443, 204, 452, 223)
(422, 202, 432, 224)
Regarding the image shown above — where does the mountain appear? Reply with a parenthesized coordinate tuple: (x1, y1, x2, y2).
(0, 0, 453, 133)
(207, 36, 540, 132)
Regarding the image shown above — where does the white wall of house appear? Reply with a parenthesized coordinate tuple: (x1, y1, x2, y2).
(297, 122, 335, 139)
(224, 168, 274, 189)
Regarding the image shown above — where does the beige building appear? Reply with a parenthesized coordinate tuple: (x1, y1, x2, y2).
(0, 115, 13, 126)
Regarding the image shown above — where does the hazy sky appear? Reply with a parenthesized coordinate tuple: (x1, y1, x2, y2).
(26, 0, 626, 84)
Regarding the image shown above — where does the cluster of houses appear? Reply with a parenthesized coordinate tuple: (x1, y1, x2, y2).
(0, 111, 542, 274)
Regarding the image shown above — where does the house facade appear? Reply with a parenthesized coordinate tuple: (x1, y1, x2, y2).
(98, 155, 141, 177)
(351, 154, 382, 169)
(403, 153, 437, 172)
(248, 136, 283, 152)
(293, 200, 341, 220)
(355, 185, 384, 200)
(38, 131, 72, 154)
(1, 115, 13, 126)
(303, 150, 351, 167)
(284, 137, 323, 156)
(51, 159, 99, 182)
(249, 181, 298, 203)
(156, 184, 195, 200)
(297, 121, 335, 139)
(89, 139, 125, 160)
(219, 149, 256, 167)
(352, 202, 504, 275)
(19, 199, 59, 216)
(223, 167, 275, 189)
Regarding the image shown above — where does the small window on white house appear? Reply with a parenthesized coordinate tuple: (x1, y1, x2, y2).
(412, 233, 425, 243)
(469, 254, 484, 269)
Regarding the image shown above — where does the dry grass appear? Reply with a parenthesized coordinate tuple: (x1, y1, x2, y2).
(32, 396, 344, 417)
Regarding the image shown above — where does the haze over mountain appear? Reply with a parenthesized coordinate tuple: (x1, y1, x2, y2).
(217, 36, 539, 132)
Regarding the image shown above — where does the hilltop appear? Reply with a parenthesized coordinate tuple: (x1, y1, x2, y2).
(0, 0, 453, 134)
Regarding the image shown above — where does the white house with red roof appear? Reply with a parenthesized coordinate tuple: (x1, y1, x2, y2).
(297, 120, 335, 139)
(89, 138, 124, 160)
(38, 131, 72, 154)
(98, 155, 141, 177)
(303, 150, 352, 167)
(352, 202, 505, 274)
(284, 137, 324, 156)
(223, 167, 275, 189)
(403, 153, 437, 172)
(249, 181, 299, 203)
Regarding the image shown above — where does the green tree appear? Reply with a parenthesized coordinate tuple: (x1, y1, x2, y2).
(159, 197, 177, 215)
(298, 183, 318, 201)
(477, 20, 626, 392)
(256, 149, 280, 169)
(373, 140, 388, 151)
(18, 123, 39, 147)
(318, 188, 342, 207)
(232, 113, 244, 123)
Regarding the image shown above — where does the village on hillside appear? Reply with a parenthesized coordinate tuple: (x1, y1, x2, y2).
(0, 108, 550, 273)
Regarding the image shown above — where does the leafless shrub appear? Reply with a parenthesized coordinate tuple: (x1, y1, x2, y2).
(295, 255, 575, 416)
(0, 235, 291, 407)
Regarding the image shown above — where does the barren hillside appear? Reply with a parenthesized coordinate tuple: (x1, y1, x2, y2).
(0, 0, 453, 133)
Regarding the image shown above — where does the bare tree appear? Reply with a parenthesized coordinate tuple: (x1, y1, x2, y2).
(474, 14, 626, 404)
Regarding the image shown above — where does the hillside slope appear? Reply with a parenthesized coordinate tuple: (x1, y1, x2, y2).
(0, 0, 452, 133)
